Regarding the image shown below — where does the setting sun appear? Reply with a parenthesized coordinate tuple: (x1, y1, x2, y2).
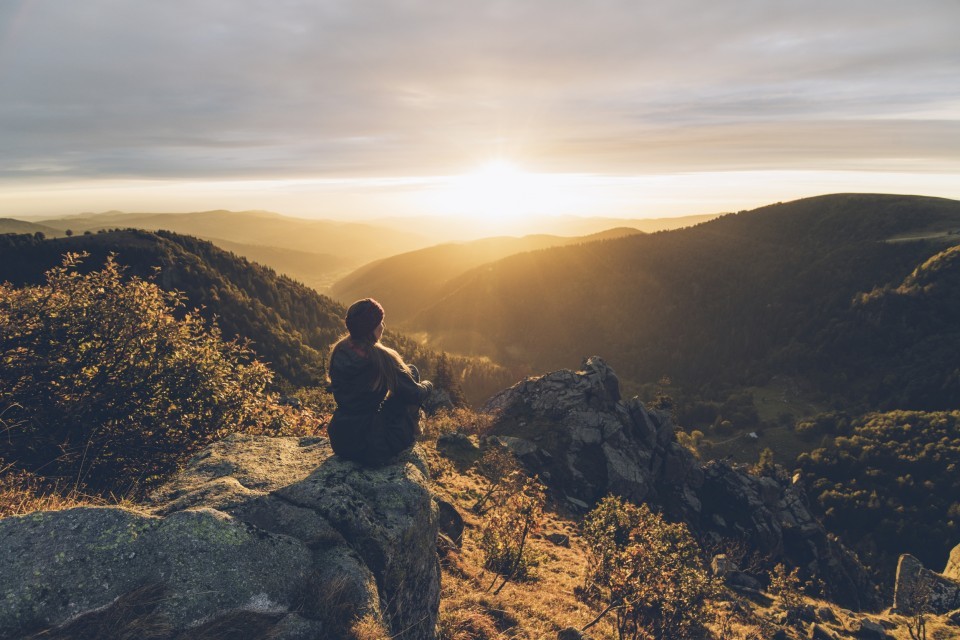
(424, 159, 599, 227)
(447, 160, 543, 219)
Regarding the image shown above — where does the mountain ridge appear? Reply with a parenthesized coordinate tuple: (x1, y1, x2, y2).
(408, 193, 960, 409)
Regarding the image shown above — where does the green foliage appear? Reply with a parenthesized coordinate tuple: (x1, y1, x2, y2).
(580, 495, 718, 640)
(477, 472, 545, 592)
(0, 230, 334, 388)
(431, 352, 468, 407)
(797, 410, 960, 579)
(0, 254, 275, 495)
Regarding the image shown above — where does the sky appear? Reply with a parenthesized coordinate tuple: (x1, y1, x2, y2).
(1, 0, 958, 222)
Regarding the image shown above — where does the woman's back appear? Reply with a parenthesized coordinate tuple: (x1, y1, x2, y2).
(326, 298, 432, 466)
(328, 340, 387, 416)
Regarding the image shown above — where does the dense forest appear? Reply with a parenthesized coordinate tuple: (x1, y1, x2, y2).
(797, 410, 960, 582)
(406, 194, 960, 411)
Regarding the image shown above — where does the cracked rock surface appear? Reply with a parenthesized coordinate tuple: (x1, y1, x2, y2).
(0, 435, 439, 640)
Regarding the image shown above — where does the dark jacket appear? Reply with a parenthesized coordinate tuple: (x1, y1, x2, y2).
(327, 342, 431, 466)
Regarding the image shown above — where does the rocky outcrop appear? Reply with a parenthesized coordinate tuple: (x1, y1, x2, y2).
(484, 356, 703, 513)
(892, 551, 960, 615)
(485, 356, 879, 610)
(0, 435, 439, 640)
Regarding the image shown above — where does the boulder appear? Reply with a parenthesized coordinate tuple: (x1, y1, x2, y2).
(808, 623, 840, 640)
(485, 356, 879, 610)
(711, 553, 734, 577)
(892, 553, 960, 615)
(0, 435, 439, 640)
(545, 532, 571, 548)
(945, 542, 960, 580)
(947, 607, 960, 626)
(855, 618, 892, 639)
(817, 607, 838, 624)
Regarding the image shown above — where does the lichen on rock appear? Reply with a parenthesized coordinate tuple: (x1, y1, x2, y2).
(0, 435, 440, 640)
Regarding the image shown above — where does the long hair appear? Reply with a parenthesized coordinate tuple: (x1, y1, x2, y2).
(329, 333, 410, 393)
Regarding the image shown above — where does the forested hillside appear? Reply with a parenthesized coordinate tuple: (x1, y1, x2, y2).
(409, 194, 960, 410)
(0, 230, 517, 400)
(331, 227, 642, 323)
(797, 410, 960, 582)
(33, 210, 433, 293)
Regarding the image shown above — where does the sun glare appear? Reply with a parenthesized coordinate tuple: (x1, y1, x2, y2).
(436, 160, 558, 222)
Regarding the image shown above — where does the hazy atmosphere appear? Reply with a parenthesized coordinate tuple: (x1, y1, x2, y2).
(1, 0, 958, 221)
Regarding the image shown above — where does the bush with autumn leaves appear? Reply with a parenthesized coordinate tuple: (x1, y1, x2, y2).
(0, 253, 316, 499)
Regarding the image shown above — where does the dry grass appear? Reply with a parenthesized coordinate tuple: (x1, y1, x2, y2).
(425, 436, 960, 640)
(350, 612, 391, 640)
(176, 610, 284, 640)
(0, 464, 115, 517)
(421, 407, 494, 440)
(425, 438, 618, 640)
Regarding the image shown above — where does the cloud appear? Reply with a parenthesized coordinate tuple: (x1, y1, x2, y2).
(0, 0, 958, 183)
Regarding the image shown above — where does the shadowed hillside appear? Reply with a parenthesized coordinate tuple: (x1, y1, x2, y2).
(331, 227, 642, 323)
(408, 194, 960, 410)
(0, 218, 62, 237)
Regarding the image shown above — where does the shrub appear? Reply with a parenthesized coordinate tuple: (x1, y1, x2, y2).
(580, 495, 718, 640)
(478, 472, 545, 593)
(767, 563, 804, 623)
(0, 253, 275, 495)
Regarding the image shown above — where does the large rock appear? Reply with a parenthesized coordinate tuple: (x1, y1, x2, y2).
(945, 543, 960, 580)
(892, 553, 960, 615)
(485, 356, 879, 610)
(485, 356, 702, 513)
(0, 435, 439, 640)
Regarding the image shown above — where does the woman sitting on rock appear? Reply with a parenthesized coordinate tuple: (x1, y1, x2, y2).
(327, 298, 433, 466)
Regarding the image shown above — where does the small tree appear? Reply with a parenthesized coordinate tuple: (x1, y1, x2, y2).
(580, 495, 718, 640)
(471, 444, 524, 514)
(904, 578, 932, 640)
(767, 564, 804, 624)
(433, 352, 467, 407)
(478, 473, 545, 594)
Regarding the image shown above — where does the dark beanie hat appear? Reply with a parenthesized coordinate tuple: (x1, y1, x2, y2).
(345, 298, 385, 339)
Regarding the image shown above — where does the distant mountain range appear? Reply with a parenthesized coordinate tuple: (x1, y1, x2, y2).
(8, 209, 717, 293)
(22, 210, 431, 292)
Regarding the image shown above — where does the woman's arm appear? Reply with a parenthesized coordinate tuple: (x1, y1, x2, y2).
(393, 365, 432, 404)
